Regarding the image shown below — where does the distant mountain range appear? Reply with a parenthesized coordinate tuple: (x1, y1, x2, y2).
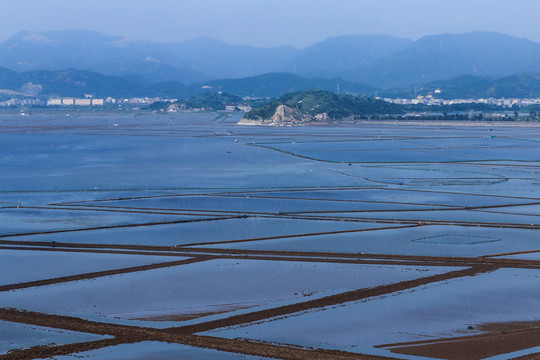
(4, 30, 540, 99)
(0, 67, 375, 99)
(344, 32, 540, 88)
(0, 30, 411, 85)
(4, 65, 540, 101)
(2, 30, 525, 88)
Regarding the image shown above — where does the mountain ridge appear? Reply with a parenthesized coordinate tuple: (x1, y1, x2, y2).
(6, 30, 540, 88)
(343, 31, 540, 88)
(0, 30, 412, 84)
(5, 66, 540, 100)
(381, 72, 540, 99)
(0, 68, 375, 99)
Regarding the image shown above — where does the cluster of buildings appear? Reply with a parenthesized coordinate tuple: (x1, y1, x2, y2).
(5, 91, 540, 113)
(225, 103, 252, 112)
(383, 95, 540, 107)
(0, 96, 180, 108)
(163, 102, 252, 113)
(46, 97, 105, 106)
(0, 98, 45, 107)
(45, 96, 180, 107)
(117, 97, 177, 105)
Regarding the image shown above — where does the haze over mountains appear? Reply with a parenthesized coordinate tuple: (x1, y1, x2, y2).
(344, 32, 540, 88)
(3, 30, 540, 98)
(0, 67, 377, 98)
(0, 30, 414, 83)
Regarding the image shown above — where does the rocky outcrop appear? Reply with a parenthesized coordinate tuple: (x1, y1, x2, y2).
(238, 104, 303, 125)
(270, 105, 301, 123)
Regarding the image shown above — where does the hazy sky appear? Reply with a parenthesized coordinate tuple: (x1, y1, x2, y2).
(2, 0, 540, 47)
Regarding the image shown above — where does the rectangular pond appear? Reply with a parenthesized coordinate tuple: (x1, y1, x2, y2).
(2, 217, 395, 247)
(0, 258, 458, 329)
(0, 320, 110, 355)
(194, 224, 540, 258)
(203, 268, 540, 359)
(0, 249, 188, 286)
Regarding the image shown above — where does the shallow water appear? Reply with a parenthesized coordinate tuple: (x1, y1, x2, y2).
(41, 341, 273, 360)
(204, 268, 540, 358)
(3, 217, 391, 246)
(196, 225, 540, 257)
(0, 258, 454, 328)
(0, 320, 110, 355)
(4, 113, 540, 359)
(0, 249, 187, 286)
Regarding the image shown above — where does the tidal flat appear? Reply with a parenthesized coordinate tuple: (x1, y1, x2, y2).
(2, 112, 540, 359)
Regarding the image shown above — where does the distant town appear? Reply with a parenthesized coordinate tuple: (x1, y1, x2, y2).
(0, 96, 168, 109)
(3, 92, 540, 120)
(382, 90, 540, 107)
(0, 95, 256, 112)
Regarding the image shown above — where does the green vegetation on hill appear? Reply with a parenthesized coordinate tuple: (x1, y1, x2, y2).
(245, 90, 404, 121)
(0, 68, 377, 100)
(201, 73, 375, 98)
(145, 92, 271, 112)
(183, 92, 242, 110)
(0, 66, 170, 98)
(381, 73, 540, 99)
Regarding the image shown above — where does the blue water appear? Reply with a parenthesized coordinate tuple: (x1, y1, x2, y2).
(3, 113, 540, 359)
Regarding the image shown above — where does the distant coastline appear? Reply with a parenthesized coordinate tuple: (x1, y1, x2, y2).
(237, 118, 540, 127)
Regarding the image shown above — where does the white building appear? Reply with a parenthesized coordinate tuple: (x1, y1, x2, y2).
(75, 98, 91, 106)
(47, 98, 62, 106)
(237, 104, 252, 112)
(315, 113, 328, 120)
(62, 98, 75, 106)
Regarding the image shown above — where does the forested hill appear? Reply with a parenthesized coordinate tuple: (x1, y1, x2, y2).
(244, 90, 404, 121)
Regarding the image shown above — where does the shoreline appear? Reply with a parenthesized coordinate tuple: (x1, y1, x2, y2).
(3, 109, 540, 128)
(237, 118, 540, 128)
(354, 119, 540, 127)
